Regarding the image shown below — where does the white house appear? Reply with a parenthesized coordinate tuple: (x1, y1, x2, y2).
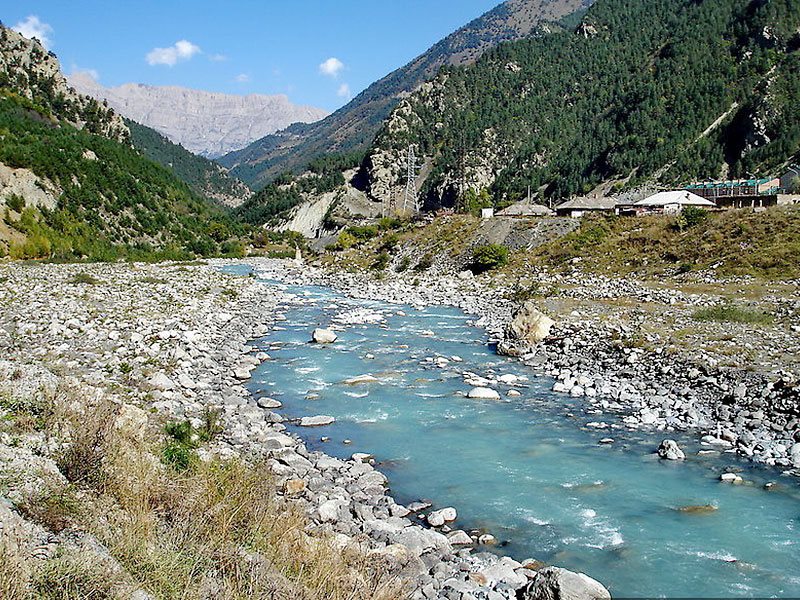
(620, 190, 715, 216)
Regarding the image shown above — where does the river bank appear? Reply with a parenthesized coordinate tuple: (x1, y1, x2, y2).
(0, 260, 608, 600)
(247, 257, 800, 475)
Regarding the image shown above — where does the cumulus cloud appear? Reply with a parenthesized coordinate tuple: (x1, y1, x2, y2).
(319, 57, 344, 78)
(13, 15, 54, 50)
(146, 40, 201, 67)
(337, 83, 351, 98)
(234, 73, 251, 83)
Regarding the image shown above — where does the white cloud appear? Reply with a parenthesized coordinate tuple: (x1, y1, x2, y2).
(146, 40, 201, 67)
(70, 65, 100, 81)
(234, 73, 251, 83)
(209, 53, 228, 62)
(319, 57, 344, 78)
(13, 15, 54, 50)
(337, 83, 351, 98)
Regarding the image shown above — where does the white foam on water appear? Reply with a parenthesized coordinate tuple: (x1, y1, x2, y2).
(344, 391, 369, 398)
(296, 366, 320, 375)
(693, 550, 738, 563)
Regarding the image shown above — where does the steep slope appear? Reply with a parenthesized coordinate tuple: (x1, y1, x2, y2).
(0, 26, 128, 142)
(69, 72, 328, 158)
(220, 0, 593, 188)
(0, 25, 243, 260)
(126, 119, 251, 207)
(366, 0, 800, 209)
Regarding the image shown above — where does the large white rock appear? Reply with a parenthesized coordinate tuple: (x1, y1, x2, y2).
(657, 439, 685, 461)
(299, 415, 335, 427)
(521, 566, 611, 600)
(468, 387, 501, 400)
(311, 328, 337, 344)
(504, 301, 555, 346)
(148, 372, 175, 391)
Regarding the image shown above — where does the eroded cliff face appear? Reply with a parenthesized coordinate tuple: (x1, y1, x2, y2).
(0, 25, 128, 143)
(69, 73, 328, 158)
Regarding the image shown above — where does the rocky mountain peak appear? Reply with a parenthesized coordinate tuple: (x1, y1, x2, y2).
(69, 74, 329, 158)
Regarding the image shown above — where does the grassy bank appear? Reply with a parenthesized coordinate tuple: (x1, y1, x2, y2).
(0, 383, 404, 600)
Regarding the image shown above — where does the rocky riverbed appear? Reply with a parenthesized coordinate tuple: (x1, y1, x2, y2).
(0, 260, 610, 600)
(249, 257, 800, 475)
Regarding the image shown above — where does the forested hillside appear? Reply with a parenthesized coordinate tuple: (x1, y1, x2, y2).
(0, 25, 244, 260)
(126, 120, 251, 207)
(366, 0, 800, 208)
(219, 0, 592, 189)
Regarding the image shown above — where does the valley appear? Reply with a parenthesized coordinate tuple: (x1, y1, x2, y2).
(2, 0, 800, 599)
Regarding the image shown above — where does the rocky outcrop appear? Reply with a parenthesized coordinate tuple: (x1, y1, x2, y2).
(0, 25, 128, 143)
(69, 72, 327, 158)
(497, 301, 555, 356)
(0, 162, 59, 210)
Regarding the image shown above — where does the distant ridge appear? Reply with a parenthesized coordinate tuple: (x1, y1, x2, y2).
(69, 72, 328, 159)
(219, 0, 593, 189)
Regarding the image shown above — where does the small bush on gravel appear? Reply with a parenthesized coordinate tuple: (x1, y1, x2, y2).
(68, 272, 102, 285)
(471, 244, 509, 273)
(692, 303, 773, 325)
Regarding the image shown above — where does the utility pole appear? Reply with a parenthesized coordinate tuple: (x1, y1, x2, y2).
(402, 144, 420, 214)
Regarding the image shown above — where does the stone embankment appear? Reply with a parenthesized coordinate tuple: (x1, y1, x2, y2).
(251, 258, 800, 475)
(0, 261, 609, 600)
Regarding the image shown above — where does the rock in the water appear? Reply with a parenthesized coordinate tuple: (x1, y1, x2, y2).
(299, 415, 335, 427)
(311, 328, 337, 344)
(467, 387, 501, 400)
(521, 566, 611, 600)
(657, 439, 686, 461)
(498, 300, 555, 356)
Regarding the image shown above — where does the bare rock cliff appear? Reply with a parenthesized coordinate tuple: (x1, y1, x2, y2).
(69, 73, 328, 158)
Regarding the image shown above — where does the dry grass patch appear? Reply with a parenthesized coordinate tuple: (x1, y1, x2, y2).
(6, 384, 407, 600)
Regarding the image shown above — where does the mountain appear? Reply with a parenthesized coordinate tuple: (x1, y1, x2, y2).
(365, 0, 800, 209)
(125, 119, 251, 207)
(219, 0, 593, 189)
(69, 72, 328, 158)
(0, 25, 244, 260)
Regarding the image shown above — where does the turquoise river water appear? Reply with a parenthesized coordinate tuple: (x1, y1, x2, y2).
(231, 267, 800, 598)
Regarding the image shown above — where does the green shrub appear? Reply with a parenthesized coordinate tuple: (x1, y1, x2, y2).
(371, 251, 390, 271)
(346, 225, 379, 241)
(396, 256, 411, 272)
(692, 303, 773, 325)
(414, 254, 434, 272)
(674, 207, 708, 231)
(68, 272, 102, 285)
(6, 193, 25, 213)
(471, 244, 509, 273)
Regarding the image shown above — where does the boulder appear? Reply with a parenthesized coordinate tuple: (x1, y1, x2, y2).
(311, 328, 337, 344)
(467, 387, 501, 400)
(521, 566, 611, 600)
(299, 415, 335, 427)
(498, 301, 555, 356)
(657, 439, 685, 461)
(148, 372, 175, 391)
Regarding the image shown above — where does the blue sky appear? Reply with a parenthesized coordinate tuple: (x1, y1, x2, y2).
(5, 1, 500, 111)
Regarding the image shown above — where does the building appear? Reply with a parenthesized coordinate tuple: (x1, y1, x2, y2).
(686, 177, 780, 199)
(554, 196, 617, 218)
(480, 207, 495, 219)
(496, 201, 554, 217)
(617, 190, 715, 216)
